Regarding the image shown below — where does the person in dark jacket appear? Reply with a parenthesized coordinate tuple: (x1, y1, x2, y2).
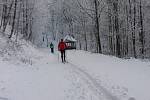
(58, 39, 67, 62)
(50, 42, 54, 53)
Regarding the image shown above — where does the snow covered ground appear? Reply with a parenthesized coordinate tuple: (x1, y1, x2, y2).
(67, 50, 150, 100)
(0, 34, 150, 100)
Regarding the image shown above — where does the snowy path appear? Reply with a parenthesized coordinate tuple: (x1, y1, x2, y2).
(40, 49, 121, 100)
(52, 49, 121, 100)
(1, 48, 147, 100)
(66, 50, 150, 100)
(66, 62, 119, 100)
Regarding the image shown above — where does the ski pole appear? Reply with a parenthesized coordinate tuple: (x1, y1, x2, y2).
(57, 52, 59, 62)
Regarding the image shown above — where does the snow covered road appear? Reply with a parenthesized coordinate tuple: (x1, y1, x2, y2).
(0, 48, 119, 100)
(66, 62, 119, 100)
(0, 48, 150, 100)
(67, 50, 150, 100)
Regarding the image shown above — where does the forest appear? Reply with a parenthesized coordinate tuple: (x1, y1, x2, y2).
(0, 0, 150, 59)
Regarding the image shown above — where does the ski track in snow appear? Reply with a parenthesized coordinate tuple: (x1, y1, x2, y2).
(65, 61, 120, 100)
(0, 97, 8, 100)
(48, 50, 121, 100)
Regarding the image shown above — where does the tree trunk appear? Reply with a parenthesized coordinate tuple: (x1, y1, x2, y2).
(113, 0, 121, 57)
(139, 0, 144, 58)
(9, 0, 18, 38)
(94, 0, 102, 53)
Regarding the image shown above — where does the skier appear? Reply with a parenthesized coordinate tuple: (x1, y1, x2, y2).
(50, 42, 54, 53)
(58, 39, 67, 63)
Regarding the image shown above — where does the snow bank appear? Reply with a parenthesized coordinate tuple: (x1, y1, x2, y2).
(0, 33, 41, 65)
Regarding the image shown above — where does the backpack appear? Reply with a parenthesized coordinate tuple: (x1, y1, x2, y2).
(58, 42, 66, 50)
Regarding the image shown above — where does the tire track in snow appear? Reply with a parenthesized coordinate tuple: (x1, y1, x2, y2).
(67, 62, 120, 100)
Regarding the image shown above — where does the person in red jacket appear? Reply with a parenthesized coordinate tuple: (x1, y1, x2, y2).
(58, 39, 67, 62)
